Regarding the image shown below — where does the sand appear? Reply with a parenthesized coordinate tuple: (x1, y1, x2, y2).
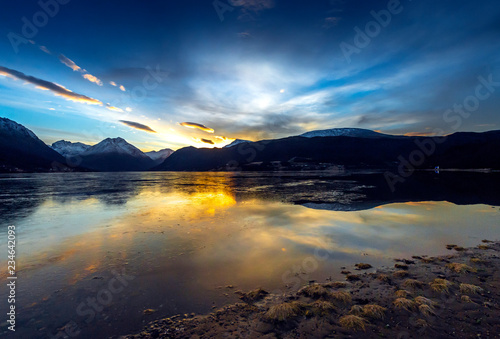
(123, 241, 500, 338)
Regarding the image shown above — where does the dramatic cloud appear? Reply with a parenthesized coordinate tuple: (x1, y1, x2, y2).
(58, 54, 82, 72)
(82, 73, 103, 86)
(179, 122, 215, 133)
(119, 120, 157, 133)
(0, 66, 102, 105)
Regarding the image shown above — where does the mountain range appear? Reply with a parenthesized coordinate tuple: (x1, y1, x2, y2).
(1, 117, 499, 172)
(154, 129, 500, 171)
(0, 118, 172, 172)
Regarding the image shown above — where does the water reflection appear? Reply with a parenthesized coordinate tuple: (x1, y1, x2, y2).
(0, 172, 499, 338)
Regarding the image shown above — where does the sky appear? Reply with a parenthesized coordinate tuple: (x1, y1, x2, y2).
(0, 0, 499, 151)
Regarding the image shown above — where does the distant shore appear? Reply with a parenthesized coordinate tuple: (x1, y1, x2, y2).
(124, 241, 500, 338)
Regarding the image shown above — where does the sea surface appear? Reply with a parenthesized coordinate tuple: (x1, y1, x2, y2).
(0, 171, 499, 338)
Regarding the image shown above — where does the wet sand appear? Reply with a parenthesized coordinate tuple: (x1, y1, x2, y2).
(124, 241, 500, 338)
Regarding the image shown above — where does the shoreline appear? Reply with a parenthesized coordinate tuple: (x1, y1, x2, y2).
(124, 241, 500, 338)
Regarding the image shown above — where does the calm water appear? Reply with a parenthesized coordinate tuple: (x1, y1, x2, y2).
(0, 171, 499, 338)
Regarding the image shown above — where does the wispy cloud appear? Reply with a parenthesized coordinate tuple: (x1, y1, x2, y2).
(58, 54, 82, 72)
(40, 46, 51, 54)
(179, 122, 215, 133)
(0, 66, 102, 105)
(110, 81, 117, 86)
(59, 53, 103, 86)
(106, 105, 124, 112)
(119, 85, 126, 92)
(82, 73, 103, 86)
(229, 0, 275, 11)
(119, 120, 157, 133)
(323, 16, 341, 29)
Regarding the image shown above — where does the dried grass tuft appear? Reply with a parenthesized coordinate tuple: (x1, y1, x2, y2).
(419, 304, 435, 317)
(393, 298, 416, 311)
(430, 278, 453, 294)
(403, 279, 425, 289)
(459, 283, 483, 295)
(446, 263, 476, 274)
(298, 284, 330, 299)
(362, 304, 386, 319)
(265, 302, 302, 321)
(393, 270, 409, 278)
(329, 291, 352, 304)
(339, 315, 367, 332)
(395, 290, 410, 298)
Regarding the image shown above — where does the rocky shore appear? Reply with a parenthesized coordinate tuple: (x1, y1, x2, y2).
(124, 241, 500, 338)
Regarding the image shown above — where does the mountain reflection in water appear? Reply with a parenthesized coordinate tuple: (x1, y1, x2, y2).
(0, 171, 499, 339)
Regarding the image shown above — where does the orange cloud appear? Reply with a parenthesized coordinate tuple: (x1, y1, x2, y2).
(180, 122, 215, 133)
(82, 73, 103, 86)
(106, 105, 124, 112)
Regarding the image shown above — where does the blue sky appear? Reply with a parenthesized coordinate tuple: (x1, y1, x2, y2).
(1, 0, 499, 151)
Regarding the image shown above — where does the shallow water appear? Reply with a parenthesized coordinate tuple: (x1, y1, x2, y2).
(0, 171, 499, 338)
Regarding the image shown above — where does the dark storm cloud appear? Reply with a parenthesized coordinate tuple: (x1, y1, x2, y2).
(119, 120, 157, 133)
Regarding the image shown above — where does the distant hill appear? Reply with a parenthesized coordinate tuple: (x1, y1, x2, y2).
(223, 139, 252, 148)
(154, 130, 500, 171)
(145, 149, 174, 166)
(299, 128, 398, 139)
(0, 118, 71, 172)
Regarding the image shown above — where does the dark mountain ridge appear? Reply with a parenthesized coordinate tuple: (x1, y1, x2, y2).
(154, 130, 500, 171)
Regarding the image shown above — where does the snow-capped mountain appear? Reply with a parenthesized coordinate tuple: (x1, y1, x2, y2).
(224, 139, 252, 148)
(145, 148, 174, 161)
(0, 117, 68, 172)
(1, 117, 40, 141)
(77, 137, 154, 171)
(145, 148, 174, 166)
(300, 128, 392, 138)
(82, 137, 149, 158)
(51, 140, 91, 158)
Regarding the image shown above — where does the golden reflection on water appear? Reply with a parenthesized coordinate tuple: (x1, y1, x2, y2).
(1, 173, 499, 338)
(14, 181, 500, 287)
